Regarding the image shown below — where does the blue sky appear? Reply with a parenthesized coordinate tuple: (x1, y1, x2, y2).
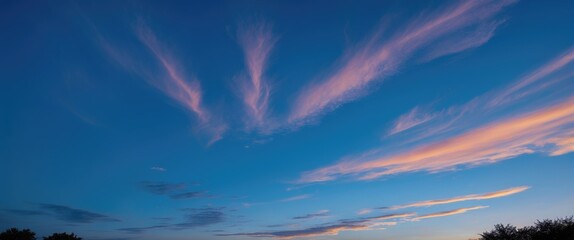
(1, 0, 574, 239)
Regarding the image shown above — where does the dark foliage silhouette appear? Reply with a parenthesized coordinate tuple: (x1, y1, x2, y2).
(480, 216, 574, 240)
(0, 228, 36, 240)
(43, 232, 81, 240)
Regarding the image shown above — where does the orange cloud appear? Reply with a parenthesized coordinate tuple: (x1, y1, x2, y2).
(387, 186, 528, 210)
(391, 46, 574, 136)
(411, 206, 488, 221)
(299, 96, 574, 183)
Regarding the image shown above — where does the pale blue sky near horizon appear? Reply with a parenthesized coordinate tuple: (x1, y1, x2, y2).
(1, 0, 574, 239)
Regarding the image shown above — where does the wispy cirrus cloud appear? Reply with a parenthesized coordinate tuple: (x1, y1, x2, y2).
(388, 106, 437, 135)
(118, 225, 167, 234)
(39, 204, 120, 223)
(139, 181, 213, 200)
(288, 0, 516, 125)
(357, 209, 374, 215)
(174, 207, 226, 228)
(298, 95, 574, 183)
(548, 134, 574, 156)
(220, 213, 408, 239)
(420, 20, 503, 62)
(170, 191, 212, 200)
(119, 207, 227, 234)
(357, 186, 528, 214)
(220, 224, 369, 239)
(280, 194, 312, 202)
(98, 20, 226, 144)
(135, 23, 227, 143)
(488, 47, 574, 107)
(237, 22, 277, 131)
(391, 46, 574, 136)
(341, 213, 414, 224)
(292, 210, 330, 220)
(385, 186, 527, 210)
(411, 206, 487, 221)
(135, 23, 207, 122)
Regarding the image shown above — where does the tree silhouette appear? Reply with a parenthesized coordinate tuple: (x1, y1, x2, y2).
(480, 216, 574, 240)
(43, 232, 81, 240)
(0, 228, 36, 240)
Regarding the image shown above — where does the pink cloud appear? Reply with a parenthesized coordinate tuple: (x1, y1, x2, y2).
(388, 106, 437, 135)
(136, 24, 228, 143)
(389, 45, 574, 137)
(237, 22, 277, 131)
(489, 47, 574, 107)
(136, 23, 209, 122)
(288, 0, 516, 125)
(420, 20, 503, 62)
(298, 95, 574, 183)
(98, 21, 227, 144)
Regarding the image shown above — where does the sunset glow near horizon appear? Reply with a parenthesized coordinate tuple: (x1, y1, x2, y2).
(1, 1, 574, 239)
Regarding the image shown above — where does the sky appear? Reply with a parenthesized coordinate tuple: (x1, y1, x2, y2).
(1, 0, 574, 239)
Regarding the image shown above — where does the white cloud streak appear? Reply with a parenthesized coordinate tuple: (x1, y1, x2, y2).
(411, 206, 488, 221)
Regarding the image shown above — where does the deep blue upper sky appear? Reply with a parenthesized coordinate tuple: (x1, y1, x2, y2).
(2, 0, 574, 239)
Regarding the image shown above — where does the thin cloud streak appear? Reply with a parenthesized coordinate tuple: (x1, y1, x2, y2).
(388, 106, 437, 135)
(139, 181, 186, 195)
(357, 187, 526, 215)
(135, 23, 228, 143)
(170, 191, 211, 200)
(548, 133, 574, 156)
(119, 207, 227, 233)
(391, 46, 574, 136)
(298, 96, 574, 183)
(220, 213, 409, 239)
(150, 166, 166, 172)
(385, 186, 528, 210)
(420, 20, 502, 62)
(281, 194, 312, 202)
(292, 210, 330, 220)
(237, 22, 276, 131)
(288, 0, 515, 125)
(357, 209, 373, 215)
(136, 23, 208, 122)
(489, 47, 574, 107)
(39, 204, 120, 223)
(411, 206, 487, 221)
(100, 21, 226, 144)
(97, 20, 228, 145)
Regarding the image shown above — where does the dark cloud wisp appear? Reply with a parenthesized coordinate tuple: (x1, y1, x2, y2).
(39, 204, 120, 223)
(139, 181, 186, 195)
